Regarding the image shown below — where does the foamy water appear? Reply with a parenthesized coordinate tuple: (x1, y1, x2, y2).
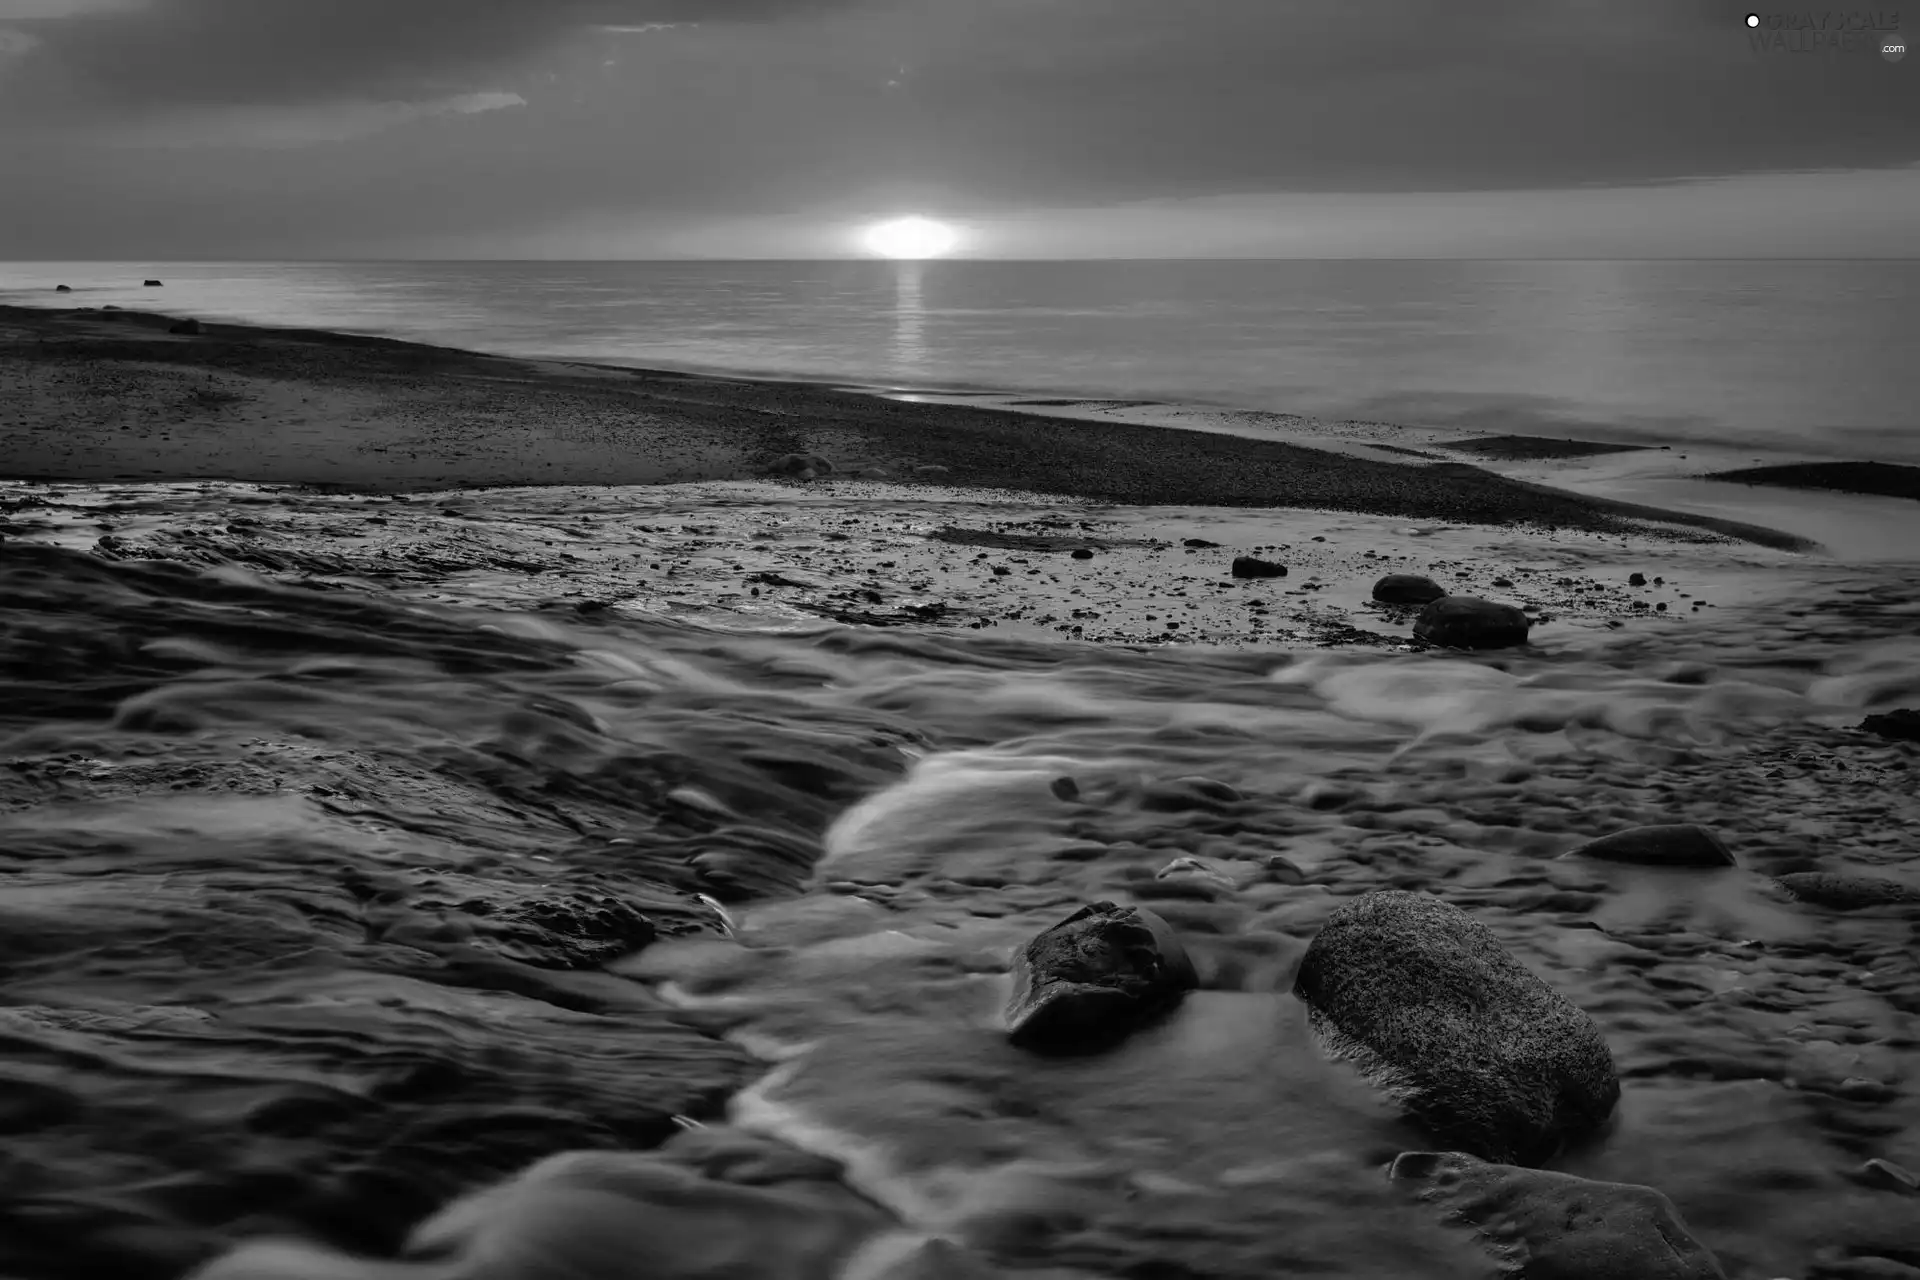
(2, 520, 1916, 1279)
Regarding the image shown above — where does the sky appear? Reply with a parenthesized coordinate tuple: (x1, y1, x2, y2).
(0, 0, 1916, 258)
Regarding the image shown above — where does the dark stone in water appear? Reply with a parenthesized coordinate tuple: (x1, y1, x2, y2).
(1005, 901, 1197, 1051)
(1860, 708, 1920, 743)
(1371, 573, 1447, 605)
(1629, 571, 1648, 586)
(1049, 775, 1081, 802)
(54, 284, 71, 292)
(1230, 555, 1287, 579)
(1562, 824, 1735, 869)
(1775, 872, 1920, 911)
(1389, 1151, 1727, 1279)
(1412, 596, 1531, 650)
(1070, 548, 1094, 560)
(1293, 890, 1619, 1165)
(168, 318, 202, 336)
(144, 279, 163, 286)
(1183, 538, 1221, 548)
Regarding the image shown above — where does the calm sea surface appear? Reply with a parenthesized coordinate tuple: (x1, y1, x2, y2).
(3, 258, 1917, 462)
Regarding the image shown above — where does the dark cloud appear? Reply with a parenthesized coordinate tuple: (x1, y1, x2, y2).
(1, 0, 1916, 256)
(6, 0, 854, 106)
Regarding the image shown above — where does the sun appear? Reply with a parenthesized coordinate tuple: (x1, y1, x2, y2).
(862, 216, 959, 259)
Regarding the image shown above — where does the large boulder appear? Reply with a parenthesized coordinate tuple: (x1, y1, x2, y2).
(1293, 890, 1618, 1164)
(1389, 1151, 1727, 1279)
(1860, 708, 1920, 742)
(1412, 596, 1531, 649)
(1561, 824, 1735, 869)
(1371, 573, 1446, 605)
(1005, 901, 1197, 1052)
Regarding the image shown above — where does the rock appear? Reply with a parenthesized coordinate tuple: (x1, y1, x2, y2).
(168, 318, 202, 335)
(1372, 573, 1446, 605)
(1629, 572, 1647, 586)
(1412, 596, 1531, 649)
(854, 467, 889, 479)
(1005, 901, 1197, 1051)
(1230, 556, 1287, 579)
(1183, 538, 1221, 548)
(1139, 775, 1243, 812)
(1389, 1151, 1727, 1279)
(911, 464, 951, 476)
(1293, 890, 1619, 1164)
(1070, 548, 1094, 560)
(1049, 775, 1081, 802)
(1562, 824, 1735, 869)
(1775, 872, 1920, 910)
(144, 278, 163, 286)
(772, 452, 834, 480)
(54, 284, 71, 292)
(1861, 708, 1920, 742)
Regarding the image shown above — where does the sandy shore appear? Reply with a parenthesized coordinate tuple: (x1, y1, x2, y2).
(0, 303, 1811, 549)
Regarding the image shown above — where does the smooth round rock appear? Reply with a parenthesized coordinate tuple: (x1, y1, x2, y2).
(1412, 595, 1532, 649)
(1390, 1151, 1728, 1279)
(1371, 573, 1447, 605)
(1004, 901, 1197, 1052)
(1293, 890, 1618, 1164)
(1562, 824, 1735, 869)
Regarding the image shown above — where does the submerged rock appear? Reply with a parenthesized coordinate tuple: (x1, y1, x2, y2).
(1005, 901, 1197, 1051)
(1371, 573, 1446, 605)
(1230, 555, 1287, 579)
(1389, 1151, 1727, 1279)
(1139, 774, 1242, 812)
(1860, 708, 1920, 742)
(1775, 872, 1920, 910)
(1562, 824, 1736, 869)
(1412, 596, 1531, 649)
(1293, 890, 1618, 1164)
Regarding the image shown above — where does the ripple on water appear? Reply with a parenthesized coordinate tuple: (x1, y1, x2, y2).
(1, 542, 1917, 1279)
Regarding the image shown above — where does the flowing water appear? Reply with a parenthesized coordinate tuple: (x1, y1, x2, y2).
(3, 532, 1917, 1280)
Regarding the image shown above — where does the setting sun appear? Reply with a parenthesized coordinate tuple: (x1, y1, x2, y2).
(861, 216, 959, 259)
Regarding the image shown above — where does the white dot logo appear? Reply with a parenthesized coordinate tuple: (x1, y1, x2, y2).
(1745, 12, 1760, 26)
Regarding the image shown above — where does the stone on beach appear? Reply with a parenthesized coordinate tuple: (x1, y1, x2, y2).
(1412, 596, 1531, 650)
(1774, 871, 1920, 910)
(1388, 1151, 1727, 1280)
(1230, 555, 1287, 579)
(1370, 573, 1446, 605)
(1292, 890, 1619, 1165)
(1005, 901, 1197, 1051)
(1561, 824, 1736, 869)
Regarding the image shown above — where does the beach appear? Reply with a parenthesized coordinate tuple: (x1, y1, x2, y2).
(2, 302, 1919, 1280)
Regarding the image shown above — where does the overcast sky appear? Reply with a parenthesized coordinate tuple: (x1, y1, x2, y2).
(1, 0, 1916, 258)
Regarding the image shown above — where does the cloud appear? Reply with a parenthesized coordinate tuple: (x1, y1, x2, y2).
(2, 0, 853, 108)
(103, 91, 528, 149)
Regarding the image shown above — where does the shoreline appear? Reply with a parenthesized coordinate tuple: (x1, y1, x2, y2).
(0, 302, 1837, 553)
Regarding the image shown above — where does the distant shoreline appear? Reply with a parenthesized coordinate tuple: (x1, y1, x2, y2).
(0, 302, 1817, 551)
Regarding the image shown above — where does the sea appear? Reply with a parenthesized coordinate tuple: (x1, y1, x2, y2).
(4, 257, 1918, 464)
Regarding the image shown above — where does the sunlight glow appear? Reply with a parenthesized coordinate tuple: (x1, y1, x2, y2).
(861, 216, 959, 259)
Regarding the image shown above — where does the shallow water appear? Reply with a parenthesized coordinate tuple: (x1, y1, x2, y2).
(1, 538, 1917, 1279)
